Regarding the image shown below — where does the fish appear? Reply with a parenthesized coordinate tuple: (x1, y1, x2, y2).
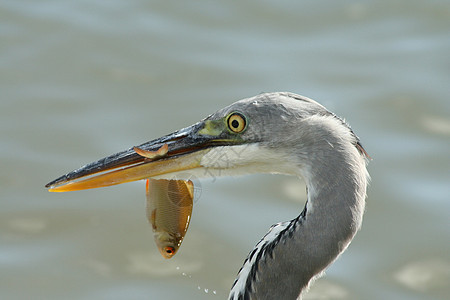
(146, 178, 194, 259)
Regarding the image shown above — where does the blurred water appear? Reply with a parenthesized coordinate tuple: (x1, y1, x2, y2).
(1, 1, 449, 299)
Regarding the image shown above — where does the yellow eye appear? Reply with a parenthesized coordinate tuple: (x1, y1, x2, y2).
(227, 113, 247, 133)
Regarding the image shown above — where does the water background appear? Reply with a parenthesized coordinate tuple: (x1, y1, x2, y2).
(1, 1, 449, 299)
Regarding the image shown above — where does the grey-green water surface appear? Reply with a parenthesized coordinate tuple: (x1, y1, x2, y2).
(1, 1, 449, 299)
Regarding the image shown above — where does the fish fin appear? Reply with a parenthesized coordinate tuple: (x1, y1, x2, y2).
(134, 144, 169, 159)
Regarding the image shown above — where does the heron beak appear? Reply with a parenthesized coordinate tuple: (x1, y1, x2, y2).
(45, 120, 237, 192)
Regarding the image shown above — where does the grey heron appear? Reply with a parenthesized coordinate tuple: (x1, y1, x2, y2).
(46, 92, 370, 300)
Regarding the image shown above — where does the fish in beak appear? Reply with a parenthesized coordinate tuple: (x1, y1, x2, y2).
(146, 179, 194, 259)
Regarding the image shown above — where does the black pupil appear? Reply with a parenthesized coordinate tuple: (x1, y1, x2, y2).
(231, 119, 239, 128)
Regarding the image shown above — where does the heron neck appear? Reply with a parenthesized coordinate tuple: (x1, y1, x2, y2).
(229, 145, 368, 300)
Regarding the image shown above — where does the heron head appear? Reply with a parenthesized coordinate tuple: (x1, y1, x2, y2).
(45, 93, 343, 192)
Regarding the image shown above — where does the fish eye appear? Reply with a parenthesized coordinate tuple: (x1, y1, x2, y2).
(227, 112, 247, 133)
(165, 246, 175, 255)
